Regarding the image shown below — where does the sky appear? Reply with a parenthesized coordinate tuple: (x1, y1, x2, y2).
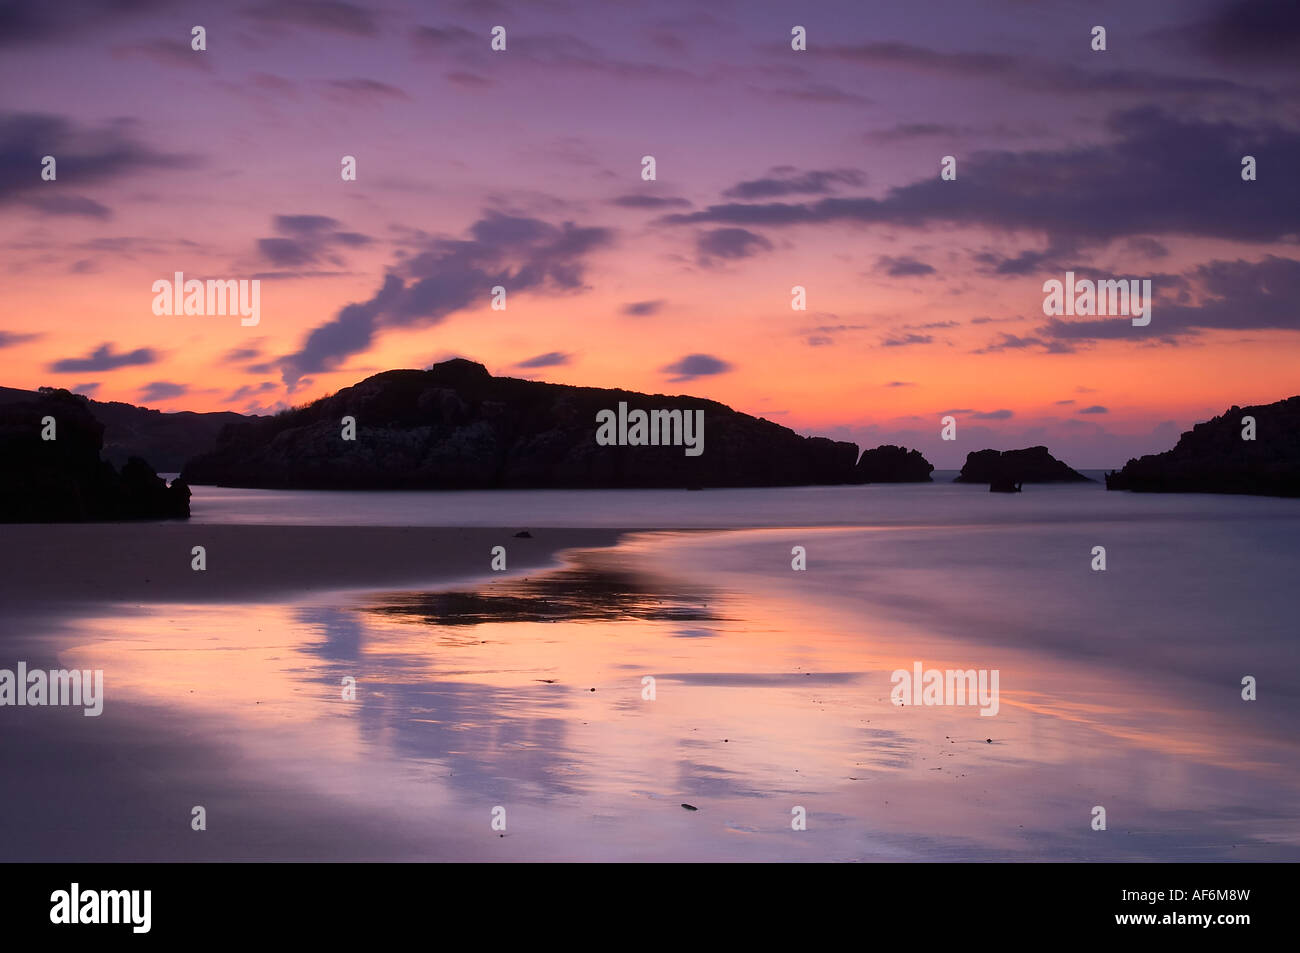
(1, 0, 1298, 467)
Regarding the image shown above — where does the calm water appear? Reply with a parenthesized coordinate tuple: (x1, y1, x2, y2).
(50, 480, 1300, 859)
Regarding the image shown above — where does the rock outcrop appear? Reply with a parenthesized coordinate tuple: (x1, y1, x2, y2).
(854, 445, 934, 482)
(0, 385, 250, 471)
(955, 446, 1089, 485)
(181, 360, 861, 490)
(0, 389, 190, 521)
(1105, 397, 1300, 497)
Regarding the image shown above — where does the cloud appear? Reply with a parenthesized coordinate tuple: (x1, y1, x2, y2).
(722, 167, 865, 200)
(1170, 0, 1300, 67)
(696, 227, 772, 265)
(886, 381, 916, 387)
(622, 300, 665, 316)
(610, 194, 692, 209)
(73, 382, 100, 396)
(660, 353, 733, 382)
(514, 351, 571, 369)
(971, 409, 1014, 420)
(881, 333, 932, 347)
(824, 40, 1258, 99)
(0, 112, 197, 215)
(1055, 399, 1076, 405)
(0, 0, 173, 47)
(662, 108, 1300, 247)
(1078, 405, 1109, 414)
(257, 214, 372, 266)
(48, 343, 158, 373)
(410, 24, 477, 51)
(1038, 255, 1300, 342)
(280, 211, 614, 384)
(244, 1, 378, 37)
(321, 78, 410, 103)
(138, 380, 188, 403)
(878, 255, 935, 277)
(112, 37, 212, 72)
(759, 83, 873, 106)
(0, 331, 43, 348)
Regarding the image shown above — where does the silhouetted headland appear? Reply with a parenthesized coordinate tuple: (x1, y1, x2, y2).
(1106, 396, 1300, 497)
(0, 389, 189, 521)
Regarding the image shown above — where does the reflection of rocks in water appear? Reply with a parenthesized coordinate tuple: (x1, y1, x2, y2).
(369, 550, 724, 627)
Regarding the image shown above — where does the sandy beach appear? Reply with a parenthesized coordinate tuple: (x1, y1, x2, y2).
(3, 499, 1298, 862)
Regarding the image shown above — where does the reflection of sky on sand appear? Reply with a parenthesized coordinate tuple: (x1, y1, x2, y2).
(61, 531, 1300, 860)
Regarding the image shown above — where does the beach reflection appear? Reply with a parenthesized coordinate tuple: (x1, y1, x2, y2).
(58, 537, 1300, 861)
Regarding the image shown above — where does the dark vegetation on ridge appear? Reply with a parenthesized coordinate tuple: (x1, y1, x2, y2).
(182, 360, 872, 490)
(0, 389, 190, 522)
(0, 385, 248, 471)
(1105, 396, 1300, 497)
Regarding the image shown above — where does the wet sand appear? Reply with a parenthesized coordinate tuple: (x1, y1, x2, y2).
(2, 521, 1297, 862)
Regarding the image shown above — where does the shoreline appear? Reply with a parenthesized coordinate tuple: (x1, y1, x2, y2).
(0, 524, 628, 606)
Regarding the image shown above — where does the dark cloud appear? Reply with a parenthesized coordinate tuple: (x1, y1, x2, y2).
(824, 40, 1258, 99)
(514, 351, 571, 369)
(225, 381, 277, 402)
(1078, 405, 1109, 414)
(73, 382, 100, 396)
(244, 1, 378, 37)
(280, 212, 614, 384)
(0, 112, 197, 215)
(410, 24, 477, 51)
(49, 343, 158, 373)
(886, 381, 916, 387)
(1039, 255, 1300, 342)
(696, 227, 772, 265)
(0, 0, 173, 47)
(971, 409, 1014, 420)
(722, 167, 865, 200)
(257, 214, 372, 266)
(1055, 399, 1075, 405)
(622, 300, 664, 316)
(24, 195, 112, 218)
(1173, 0, 1300, 67)
(113, 37, 212, 71)
(660, 353, 733, 382)
(221, 343, 264, 363)
(878, 255, 935, 277)
(881, 333, 932, 347)
(138, 380, 187, 402)
(322, 78, 410, 103)
(760, 83, 874, 106)
(610, 194, 692, 209)
(663, 108, 1300, 247)
(0, 331, 43, 348)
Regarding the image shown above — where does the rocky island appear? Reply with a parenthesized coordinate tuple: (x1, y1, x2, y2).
(955, 446, 1090, 487)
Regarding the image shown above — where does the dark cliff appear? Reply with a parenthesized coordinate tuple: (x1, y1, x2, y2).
(0, 390, 190, 521)
(1105, 397, 1300, 497)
